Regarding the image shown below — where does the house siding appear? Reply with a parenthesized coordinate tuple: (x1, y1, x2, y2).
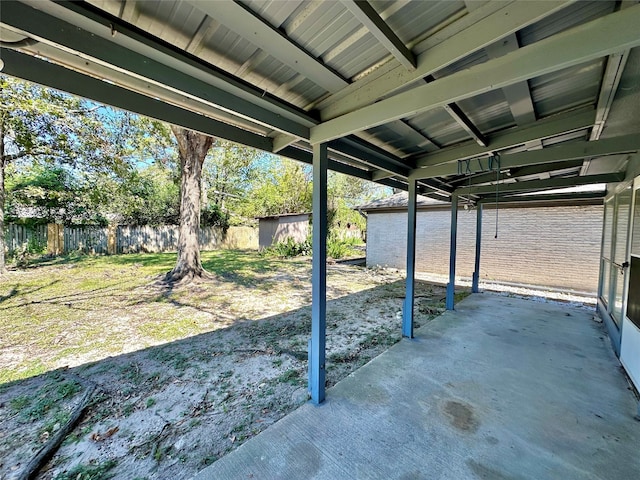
(366, 205, 603, 292)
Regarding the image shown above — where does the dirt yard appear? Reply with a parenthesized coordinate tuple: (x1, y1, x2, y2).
(0, 251, 460, 480)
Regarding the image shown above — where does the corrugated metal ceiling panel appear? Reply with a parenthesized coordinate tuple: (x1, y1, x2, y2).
(519, 0, 617, 46)
(456, 90, 515, 136)
(407, 108, 469, 148)
(531, 59, 605, 118)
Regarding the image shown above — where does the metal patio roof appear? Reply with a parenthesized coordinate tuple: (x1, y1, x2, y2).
(2, 0, 640, 204)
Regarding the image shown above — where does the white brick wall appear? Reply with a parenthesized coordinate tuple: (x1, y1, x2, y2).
(366, 205, 603, 292)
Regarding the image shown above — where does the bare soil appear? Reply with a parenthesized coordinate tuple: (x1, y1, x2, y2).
(0, 257, 454, 480)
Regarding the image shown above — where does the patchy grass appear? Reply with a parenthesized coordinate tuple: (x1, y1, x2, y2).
(0, 250, 307, 382)
(0, 251, 469, 480)
(53, 459, 117, 480)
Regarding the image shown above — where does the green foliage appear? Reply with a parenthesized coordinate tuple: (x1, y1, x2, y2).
(108, 163, 180, 226)
(262, 233, 360, 260)
(239, 157, 312, 218)
(202, 140, 263, 211)
(263, 236, 312, 258)
(201, 203, 230, 230)
(20, 380, 83, 421)
(9, 395, 31, 411)
(327, 239, 349, 259)
(326, 234, 362, 260)
(53, 460, 117, 480)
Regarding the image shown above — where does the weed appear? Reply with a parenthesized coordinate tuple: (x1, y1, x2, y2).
(145, 398, 156, 409)
(277, 369, 301, 385)
(53, 459, 117, 480)
(272, 359, 283, 368)
(9, 395, 31, 411)
(57, 381, 82, 399)
(121, 363, 143, 383)
(201, 455, 218, 466)
(121, 403, 135, 417)
(172, 354, 190, 371)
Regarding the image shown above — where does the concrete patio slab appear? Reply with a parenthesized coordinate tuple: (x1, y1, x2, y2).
(194, 293, 640, 480)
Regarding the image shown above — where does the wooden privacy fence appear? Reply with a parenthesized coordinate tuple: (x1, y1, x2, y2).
(4, 224, 258, 255)
(4, 224, 48, 253)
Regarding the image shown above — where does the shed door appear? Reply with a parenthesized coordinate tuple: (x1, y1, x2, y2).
(621, 180, 640, 390)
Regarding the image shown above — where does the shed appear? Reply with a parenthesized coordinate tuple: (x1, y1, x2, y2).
(257, 213, 309, 249)
(361, 192, 604, 293)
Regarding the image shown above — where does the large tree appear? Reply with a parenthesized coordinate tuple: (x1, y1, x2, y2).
(238, 156, 312, 218)
(164, 126, 215, 283)
(0, 76, 97, 272)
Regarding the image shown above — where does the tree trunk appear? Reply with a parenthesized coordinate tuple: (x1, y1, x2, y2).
(164, 126, 214, 284)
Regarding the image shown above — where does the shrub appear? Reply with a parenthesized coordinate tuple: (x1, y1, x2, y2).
(263, 236, 311, 258)
(201, 204, 230, 231)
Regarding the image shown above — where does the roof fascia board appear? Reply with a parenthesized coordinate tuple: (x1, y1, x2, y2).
(6, 0, 313, 137)
(0, 48, 273, 151)
(318, 0, 573, 120)
(476, 192, 605, 205)
(310, 4, 640, 144)
(2, 48, 380, 184)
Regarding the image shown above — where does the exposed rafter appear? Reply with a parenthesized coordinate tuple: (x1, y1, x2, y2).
(341, 0, 416, 70)
(450, 159, 585, 188)
(318, 0, 573, 121)
(310, 4, 640, 144)
(413, 134, 640, 180)
(591, 51, 630, 141)
(272, 134, 299, 153)
(0, 0, 315, 138)
(187, 0, 349, 93)
(411, 108, 595, 172)
(442, 103, 487, 147)
(461, 173, 623, 196)
(485, 33, 537, 126)
(0, 0, 417, 181)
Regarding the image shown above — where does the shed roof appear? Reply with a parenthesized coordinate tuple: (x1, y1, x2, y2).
(1, 1, 640, 203)
(255, 212, 310, 221)
(358, 192, 446, 211)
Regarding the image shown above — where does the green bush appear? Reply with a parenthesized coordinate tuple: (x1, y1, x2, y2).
(201, 204, 230, 231)
(264, 234, 362, 260)
(263, 236, 312, 258)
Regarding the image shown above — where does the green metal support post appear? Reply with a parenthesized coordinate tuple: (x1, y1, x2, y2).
(472, 204, 483, 293)
(446, 194, 459, 310)
(310, 143, 328, 404)
(403, 179, 418, 338)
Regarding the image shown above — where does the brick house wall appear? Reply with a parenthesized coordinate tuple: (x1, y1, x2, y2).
(366, 204, 603, 292)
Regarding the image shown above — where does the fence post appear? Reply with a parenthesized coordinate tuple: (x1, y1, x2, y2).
(107, 224, 117, 255)
(47, 223, 63, 255)
(58, 224, 64, 255)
